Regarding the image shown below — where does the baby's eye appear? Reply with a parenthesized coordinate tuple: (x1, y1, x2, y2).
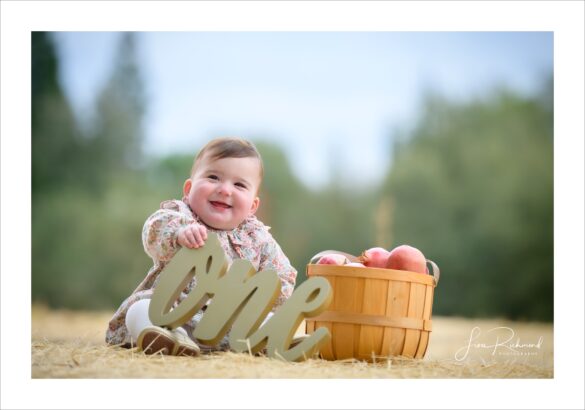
(235, 182, 247, 189)
(207, 174, 219, 181)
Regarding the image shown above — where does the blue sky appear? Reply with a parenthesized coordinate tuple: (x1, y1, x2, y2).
(52, 31, 552, 189)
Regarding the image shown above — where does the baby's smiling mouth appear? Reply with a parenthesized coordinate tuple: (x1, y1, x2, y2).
(210, 200, 232, 209)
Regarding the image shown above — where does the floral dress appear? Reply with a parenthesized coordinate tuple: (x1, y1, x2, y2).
(105, 199, 297, 349)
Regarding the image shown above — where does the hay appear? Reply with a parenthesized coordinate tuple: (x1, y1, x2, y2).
(31, 305, 553, 378)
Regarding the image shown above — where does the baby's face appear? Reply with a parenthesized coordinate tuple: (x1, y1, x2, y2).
(183, 155, 261, 230)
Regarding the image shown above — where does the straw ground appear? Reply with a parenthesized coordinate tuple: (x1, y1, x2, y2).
(31, 305, 553, 378)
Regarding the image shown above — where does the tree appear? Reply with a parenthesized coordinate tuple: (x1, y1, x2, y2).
(32, 32, 152, 309)
(87, 32, 145, 188)
(382, 85, 553, 321)
(31, 32, 83, 193)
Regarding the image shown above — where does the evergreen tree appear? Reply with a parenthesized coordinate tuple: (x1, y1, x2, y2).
(88, 32, 145, 188)
(31, 32, 82, 193)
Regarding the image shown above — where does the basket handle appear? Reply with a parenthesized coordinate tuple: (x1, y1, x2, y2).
(308, 250, 360, 265)
(426, 259, 440, 286)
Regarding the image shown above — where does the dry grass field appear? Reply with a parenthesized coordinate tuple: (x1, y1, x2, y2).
(31, 305, 553, 378)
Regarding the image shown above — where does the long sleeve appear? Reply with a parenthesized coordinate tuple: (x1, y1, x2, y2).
(142, 202, 195, 262)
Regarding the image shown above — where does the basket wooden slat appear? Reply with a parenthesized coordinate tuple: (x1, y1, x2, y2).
(415, 284, 435, 358)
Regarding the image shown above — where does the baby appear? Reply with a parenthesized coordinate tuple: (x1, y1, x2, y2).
(105, 137, 298, 355)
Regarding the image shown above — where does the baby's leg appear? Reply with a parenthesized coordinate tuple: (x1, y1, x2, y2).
(126, 299, 190, 338)
(126, 299, 197, 355)
(125, 299, 153, 344)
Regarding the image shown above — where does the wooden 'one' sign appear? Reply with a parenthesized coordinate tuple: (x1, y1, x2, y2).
(149, 232, 332, 362)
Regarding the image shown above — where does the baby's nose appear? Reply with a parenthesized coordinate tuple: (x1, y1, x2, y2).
(217, 182, 231, 195)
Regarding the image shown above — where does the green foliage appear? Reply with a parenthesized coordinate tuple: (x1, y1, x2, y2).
(254, 141, 375, 286)
(382, 88, 553, 321)
(32, 32, 152, 309)
(32, 178, 155, 309)
(144, 154, 195, 200)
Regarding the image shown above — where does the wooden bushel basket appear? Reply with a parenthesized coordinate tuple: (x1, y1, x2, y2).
(305, 259, 439, 361)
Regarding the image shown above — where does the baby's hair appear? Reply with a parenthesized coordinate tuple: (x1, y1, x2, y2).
(191, 137, 264, 181)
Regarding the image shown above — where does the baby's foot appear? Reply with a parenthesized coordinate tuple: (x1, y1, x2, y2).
(137, 326, 200, 357)
(172, 328, 201, 356)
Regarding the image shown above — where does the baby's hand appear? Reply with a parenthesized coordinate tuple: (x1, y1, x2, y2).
(177, 223, 208, 249)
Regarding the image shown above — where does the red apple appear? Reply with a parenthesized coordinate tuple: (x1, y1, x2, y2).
(385, 245, 427, 274)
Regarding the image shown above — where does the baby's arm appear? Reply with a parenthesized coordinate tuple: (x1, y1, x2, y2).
(142, 204, 206, 262)
(259, 237, 298, 308)
(142, 209, 187, 262)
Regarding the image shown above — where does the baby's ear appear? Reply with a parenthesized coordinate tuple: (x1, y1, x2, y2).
(249, 197, 260, 216)
(183, 179, 192, 197)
